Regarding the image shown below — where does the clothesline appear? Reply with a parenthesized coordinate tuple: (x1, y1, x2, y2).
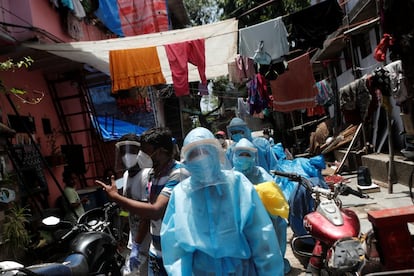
(354, 62, 382, 72)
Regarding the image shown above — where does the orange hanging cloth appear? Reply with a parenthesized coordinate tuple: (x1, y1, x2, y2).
(109, 47, 166, 93)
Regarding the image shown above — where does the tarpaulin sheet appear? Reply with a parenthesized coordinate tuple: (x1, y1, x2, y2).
(94, 116, 147, 141)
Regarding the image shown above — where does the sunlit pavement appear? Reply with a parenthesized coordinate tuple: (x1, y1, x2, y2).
(285, 173, 414, 275)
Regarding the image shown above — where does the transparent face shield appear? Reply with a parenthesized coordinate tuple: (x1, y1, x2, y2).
(114, 140, 140, 173)
(180, 138, 231, 192)
(227, 126, 247, 142)
(232, 146, 258, 175)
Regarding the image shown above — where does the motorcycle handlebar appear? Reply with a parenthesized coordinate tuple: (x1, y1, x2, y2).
(271, 170, 369, 199)
(313, 186, 333, 197)
(270, 170, 314, 191)
(270, 170, 301, 181)
(60, 225, 79, 241)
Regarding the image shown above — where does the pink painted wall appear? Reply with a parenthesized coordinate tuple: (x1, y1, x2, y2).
(0, 0, 110, 43)
(0, 68, 66, 207)
(0, 63, 97, 208)
(0, 0, 115, 208)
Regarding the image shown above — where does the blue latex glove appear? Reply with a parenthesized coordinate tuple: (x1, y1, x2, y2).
(129, 242, 141, 271)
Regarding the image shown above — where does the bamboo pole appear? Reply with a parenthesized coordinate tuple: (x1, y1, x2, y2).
(334, 123, 363, 174)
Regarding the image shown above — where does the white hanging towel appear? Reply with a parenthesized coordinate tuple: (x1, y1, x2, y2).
(239, 16, 289, 61)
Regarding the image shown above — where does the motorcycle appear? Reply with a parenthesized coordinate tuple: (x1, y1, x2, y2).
(272, 170, 369, 275)
(0, 202, 125, 275)
(77, 201, 129, 248)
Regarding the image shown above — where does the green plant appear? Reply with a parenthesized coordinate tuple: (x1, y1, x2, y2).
(1, 203, 31, 258)
(0, 57, 34, 94)
(0, 171, 17, 187)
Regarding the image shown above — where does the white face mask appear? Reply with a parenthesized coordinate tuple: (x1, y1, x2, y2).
(137, 150, 153, 168)
(122, 153, 138, 169)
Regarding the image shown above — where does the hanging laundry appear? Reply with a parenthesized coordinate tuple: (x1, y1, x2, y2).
(60, 0, 74, 10)
(164, 39, 207, 97)
(283, 0, 343, 50)
(270, 53, 318, 112)
(228, 55, 256, 84)
(239, 16, 289, 61)
(95, 0, 123, 36)
(374, 34, 394, 62)
(118, 0, 169, 36)
(80, 0, 99, 16)
(307, 105, 325, 117)
(247, 73, 271, 117)
(259, 59, 288, 81)
(109, 47, 166, 93)
(315, 79, 333, 106)
(72, 0, 86, 19)
(95, 0, 169, 37)
(115, 87, 152, 114)
(384, 60, 408, 105)
(339, 77, 372, 123)
(371, 67, 391, 96)
(365, 75, 381, 121)
(200, 81, 218, 113)
(237, 98, 250, 121)
(252, 41, 272, 65)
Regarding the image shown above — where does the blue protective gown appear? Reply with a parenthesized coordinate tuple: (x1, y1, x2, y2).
(226, 118, 278, 171)
(232, 138, 290, 274)
(161, 170, 283, 276)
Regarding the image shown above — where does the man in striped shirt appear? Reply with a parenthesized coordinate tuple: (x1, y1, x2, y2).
(97, 127, 188, 275)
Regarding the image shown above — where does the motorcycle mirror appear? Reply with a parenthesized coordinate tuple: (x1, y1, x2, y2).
(42, 216, 61, 226)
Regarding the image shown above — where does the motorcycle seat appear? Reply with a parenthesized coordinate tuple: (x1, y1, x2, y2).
(27, 253, 88, 275)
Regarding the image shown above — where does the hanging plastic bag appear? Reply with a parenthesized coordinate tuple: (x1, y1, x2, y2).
(0, 187, 16, 203)
(254, 181, 289, 219)
(253, 41, 272, 65)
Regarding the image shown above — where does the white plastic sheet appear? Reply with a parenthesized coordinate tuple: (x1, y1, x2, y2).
(24, 19, 238, 84)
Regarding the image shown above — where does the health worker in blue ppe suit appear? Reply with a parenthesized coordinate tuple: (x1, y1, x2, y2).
(233, 138, 291, 274)
(161, 127, 284, 276)
(226, 117, 278, 172)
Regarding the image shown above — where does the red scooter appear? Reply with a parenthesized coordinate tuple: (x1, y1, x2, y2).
(273, 171, 368, 275)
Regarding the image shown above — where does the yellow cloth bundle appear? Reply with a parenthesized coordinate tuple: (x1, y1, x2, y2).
(254, 181, 289, 219)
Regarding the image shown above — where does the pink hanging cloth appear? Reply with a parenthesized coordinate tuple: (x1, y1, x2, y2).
(164, 39, 207, 97)
(118, 0, 169, 35)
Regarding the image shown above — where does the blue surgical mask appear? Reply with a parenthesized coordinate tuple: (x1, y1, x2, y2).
(234, 156, 255, 173)
(185, 155, 217, 184)
(232, 133, 244, 142)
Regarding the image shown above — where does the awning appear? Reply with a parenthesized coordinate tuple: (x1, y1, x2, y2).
(311, 29, 346, 62)
(311, 17, 380, 63)
(24, 19, 238, 84)
(343, 17, 380, 36)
